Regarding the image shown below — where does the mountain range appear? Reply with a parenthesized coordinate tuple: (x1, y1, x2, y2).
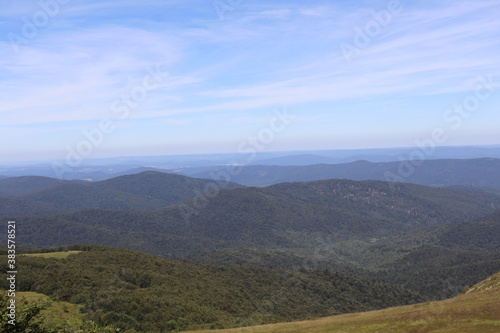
(189, 158, 500, 187)
(3, 171, 498, 301)
(0, 172, 241, 216)
(2, 145, 500, 180)
(2, 166, 500, 332)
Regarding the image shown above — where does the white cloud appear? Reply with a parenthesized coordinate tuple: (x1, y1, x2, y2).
(1, 0, 499, 158)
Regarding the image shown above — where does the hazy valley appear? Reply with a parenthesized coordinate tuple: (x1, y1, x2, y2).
(1, 155, 500, 332)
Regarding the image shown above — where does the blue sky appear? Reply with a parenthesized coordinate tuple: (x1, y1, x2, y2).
(1, 0, 499, 162)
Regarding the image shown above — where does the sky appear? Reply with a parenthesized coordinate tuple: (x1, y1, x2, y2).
(1, 0, 500, 163)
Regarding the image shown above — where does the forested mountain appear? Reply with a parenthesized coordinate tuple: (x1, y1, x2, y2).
(0, 196, 63, 216)
(191, 158, 500, 187)
(0, 171, 241, 216)
(8, 179, 500, 301)
(0, 245, 422, 332)
(13, 180, 500, 255)
(184, 272, 500, 333)
(385, 209, 500, 252)
(4, 174, 500, 327)
(0, 175, 81, 195)
(176, 210, 500, 300)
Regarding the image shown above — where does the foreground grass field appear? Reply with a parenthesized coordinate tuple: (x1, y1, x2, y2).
(188, 273, 500, 333)
(17, 291, 84, 329)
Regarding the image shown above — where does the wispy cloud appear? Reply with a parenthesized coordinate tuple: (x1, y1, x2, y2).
(1, 0, 499, 161)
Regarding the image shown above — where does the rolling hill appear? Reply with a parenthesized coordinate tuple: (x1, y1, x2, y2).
(0, 175, 82, 195)
(13, 179, 500, 255)
(0, 171, 242, 216)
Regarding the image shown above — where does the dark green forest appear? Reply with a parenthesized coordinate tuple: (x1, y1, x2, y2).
(0, 245, 422, 332)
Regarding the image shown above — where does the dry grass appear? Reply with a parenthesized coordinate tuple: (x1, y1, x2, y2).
(18, 291, 84, 329)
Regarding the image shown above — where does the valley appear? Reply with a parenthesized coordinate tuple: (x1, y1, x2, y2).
(1, 167, 499, 332)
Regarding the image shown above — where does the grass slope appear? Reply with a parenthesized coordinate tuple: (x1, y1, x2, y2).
(17, 291, 84, 330)
(188, 272, 500, 333)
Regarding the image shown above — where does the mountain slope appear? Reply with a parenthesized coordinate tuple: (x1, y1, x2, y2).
(186, 272, 500, 333)
(386, 209, 500, 252)
(92, 171, 241, 202)
(0, 175, 82, 195)
(271, 179, 500, 226)
(15, 180, 500, 255)
(0, 196, 61, 216)
(0, 171, 242, 216)
(22, 183, 169, 211)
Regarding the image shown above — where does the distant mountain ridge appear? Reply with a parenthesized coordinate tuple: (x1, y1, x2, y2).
(0, 171, 242, 216)
(0, 175, 83, 195)
(2, 145, 500, 180)
(191, 158, 500, 187)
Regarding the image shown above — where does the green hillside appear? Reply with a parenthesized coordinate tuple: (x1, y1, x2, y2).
(0, 246, 421, 332)
(177, 209, 500, 299)
(186, 272, 500, 333)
